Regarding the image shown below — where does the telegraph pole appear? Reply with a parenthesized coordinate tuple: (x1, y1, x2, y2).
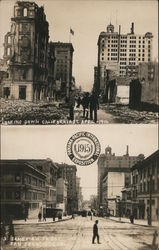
(148, 174, 152, 226)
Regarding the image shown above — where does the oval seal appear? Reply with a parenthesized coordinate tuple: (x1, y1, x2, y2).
(67, 132, 101, 166)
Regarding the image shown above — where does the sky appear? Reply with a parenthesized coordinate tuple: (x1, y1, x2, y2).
(1, 124, 158, 200)
(0, 0, 158, 91)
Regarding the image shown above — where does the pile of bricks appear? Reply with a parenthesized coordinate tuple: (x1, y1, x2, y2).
(0, 99, 68, 124)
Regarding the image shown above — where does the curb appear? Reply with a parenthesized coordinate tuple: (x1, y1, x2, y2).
(13, 217, 72, 226)
(108, 217, 157, 228)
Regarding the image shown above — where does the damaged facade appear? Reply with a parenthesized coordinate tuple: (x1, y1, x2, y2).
(2, 1, 49, 101)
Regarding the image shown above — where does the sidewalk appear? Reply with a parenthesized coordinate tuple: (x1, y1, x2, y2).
(108, 216, 159, 227)
(12, 216, 72, 225)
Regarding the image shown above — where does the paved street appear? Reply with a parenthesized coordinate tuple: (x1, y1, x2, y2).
(1, 216, 157, 250)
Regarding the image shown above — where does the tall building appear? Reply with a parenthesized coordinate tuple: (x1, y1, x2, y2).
(97, 146, 144, 215)
(2, 1, 49, 101)
(57, 163, 77, 214)
(51, 42, 74, 99)
(56, 177, 68, 213)
(76, 177, 83, 211)
(97, 23, 153, 93)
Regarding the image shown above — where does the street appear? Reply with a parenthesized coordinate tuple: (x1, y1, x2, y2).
(1, 216, 157, 250)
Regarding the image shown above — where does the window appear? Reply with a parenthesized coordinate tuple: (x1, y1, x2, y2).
(33, 192, 37, 200)
(7, 36, 11, 44)
(6, 191, 12, 200)
(15, 173, 21, 182)
(7, 48, 11, 56)
(19, 86, 26, 100)
(23, 8, 28, 17)
(152, 180, 155, 192)
(15, 191, 20, 200)
(23, 70, 26, 80)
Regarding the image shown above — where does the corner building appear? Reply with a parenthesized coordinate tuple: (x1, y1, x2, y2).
(2, 1, 49, 101)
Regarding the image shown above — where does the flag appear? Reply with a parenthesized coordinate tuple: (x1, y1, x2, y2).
(70, 28, 74, 35)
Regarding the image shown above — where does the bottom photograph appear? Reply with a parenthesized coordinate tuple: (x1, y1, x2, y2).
(0, 125, 159, 250)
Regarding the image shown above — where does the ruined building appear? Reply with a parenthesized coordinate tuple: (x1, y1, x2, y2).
(2, 1, 49, 101)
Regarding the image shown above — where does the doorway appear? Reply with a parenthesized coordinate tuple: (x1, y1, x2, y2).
(19, 86, 26, 100)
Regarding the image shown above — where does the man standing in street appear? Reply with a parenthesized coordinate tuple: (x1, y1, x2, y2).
(92, 220, 101, 244)
(68, 90, 75, 121)
(90, 91, 99, 123)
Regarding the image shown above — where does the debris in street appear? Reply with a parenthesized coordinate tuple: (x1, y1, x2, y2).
(0, 99, 69, 124)
(101, 104, 158, 124)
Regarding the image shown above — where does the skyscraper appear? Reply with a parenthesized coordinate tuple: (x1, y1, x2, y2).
(97, 23, 153, 93)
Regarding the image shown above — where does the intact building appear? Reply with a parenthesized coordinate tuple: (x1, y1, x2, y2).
(51, 42, 74, 100)
(97, 23, 153, 94)
(76, 177, 83, 211)
(56, 178, 68, 213)
(27, 159, 58, 208)
(0, 160, 46, 219)
(2, 1, 49, 101)
(57, 163, 77, 214)
(97, 146, 144, 215)
(131, 150, 159, 221)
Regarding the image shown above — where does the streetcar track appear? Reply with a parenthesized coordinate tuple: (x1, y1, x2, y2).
(102, 224, 132, 250)
(101, 225, 113, 250)
(70, 219, 83, 250)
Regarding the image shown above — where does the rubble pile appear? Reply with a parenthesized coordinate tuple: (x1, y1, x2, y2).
(0, 99, 68, 124)
(101, 104, 158, 124)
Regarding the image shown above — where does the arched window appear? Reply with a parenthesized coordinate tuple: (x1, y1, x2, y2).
(7, 36, 11, 44)
(23, 8, 28, 17)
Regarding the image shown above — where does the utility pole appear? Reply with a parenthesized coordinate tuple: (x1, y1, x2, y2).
(148, 174, 152, 226)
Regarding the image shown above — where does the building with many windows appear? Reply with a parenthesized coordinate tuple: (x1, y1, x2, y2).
(0, 160, 46, 219)
(57, 163, 77, 214)
(96, 23, 153, 93)
(131, 150, 159, 221)
(1, 1, 49, 101)
(51, 42, 74, 100)
(97, 146, 144, 215)
(56, 178, 68, 213)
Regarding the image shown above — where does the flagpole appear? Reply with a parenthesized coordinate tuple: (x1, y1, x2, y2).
(69, 27, 71, 43)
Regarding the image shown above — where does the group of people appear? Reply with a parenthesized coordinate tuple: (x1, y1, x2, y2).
(68, 91, 99, 123)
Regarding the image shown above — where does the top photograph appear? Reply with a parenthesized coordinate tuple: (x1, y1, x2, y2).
(0, 0, 158, 125)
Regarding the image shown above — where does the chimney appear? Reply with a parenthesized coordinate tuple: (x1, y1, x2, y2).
(126, 145, 129, 155)
(131, 22, 134, 34)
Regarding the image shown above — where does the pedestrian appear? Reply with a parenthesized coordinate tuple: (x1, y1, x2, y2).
(52, 212, 56, 222)
(90, 212, 92, 221)
(76, 96, 81, 108)
(90, 92, 99, 123)
(82, 92, 90, 119)
(7, 215, 15, 243)
(92, 220, 101, 244)
(43, 212, 46, 222)
(68, 90, 75, 121)
(0, 218, 6, 240)
(38, 211, 42, 222)
(130, 214, 134, 224)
